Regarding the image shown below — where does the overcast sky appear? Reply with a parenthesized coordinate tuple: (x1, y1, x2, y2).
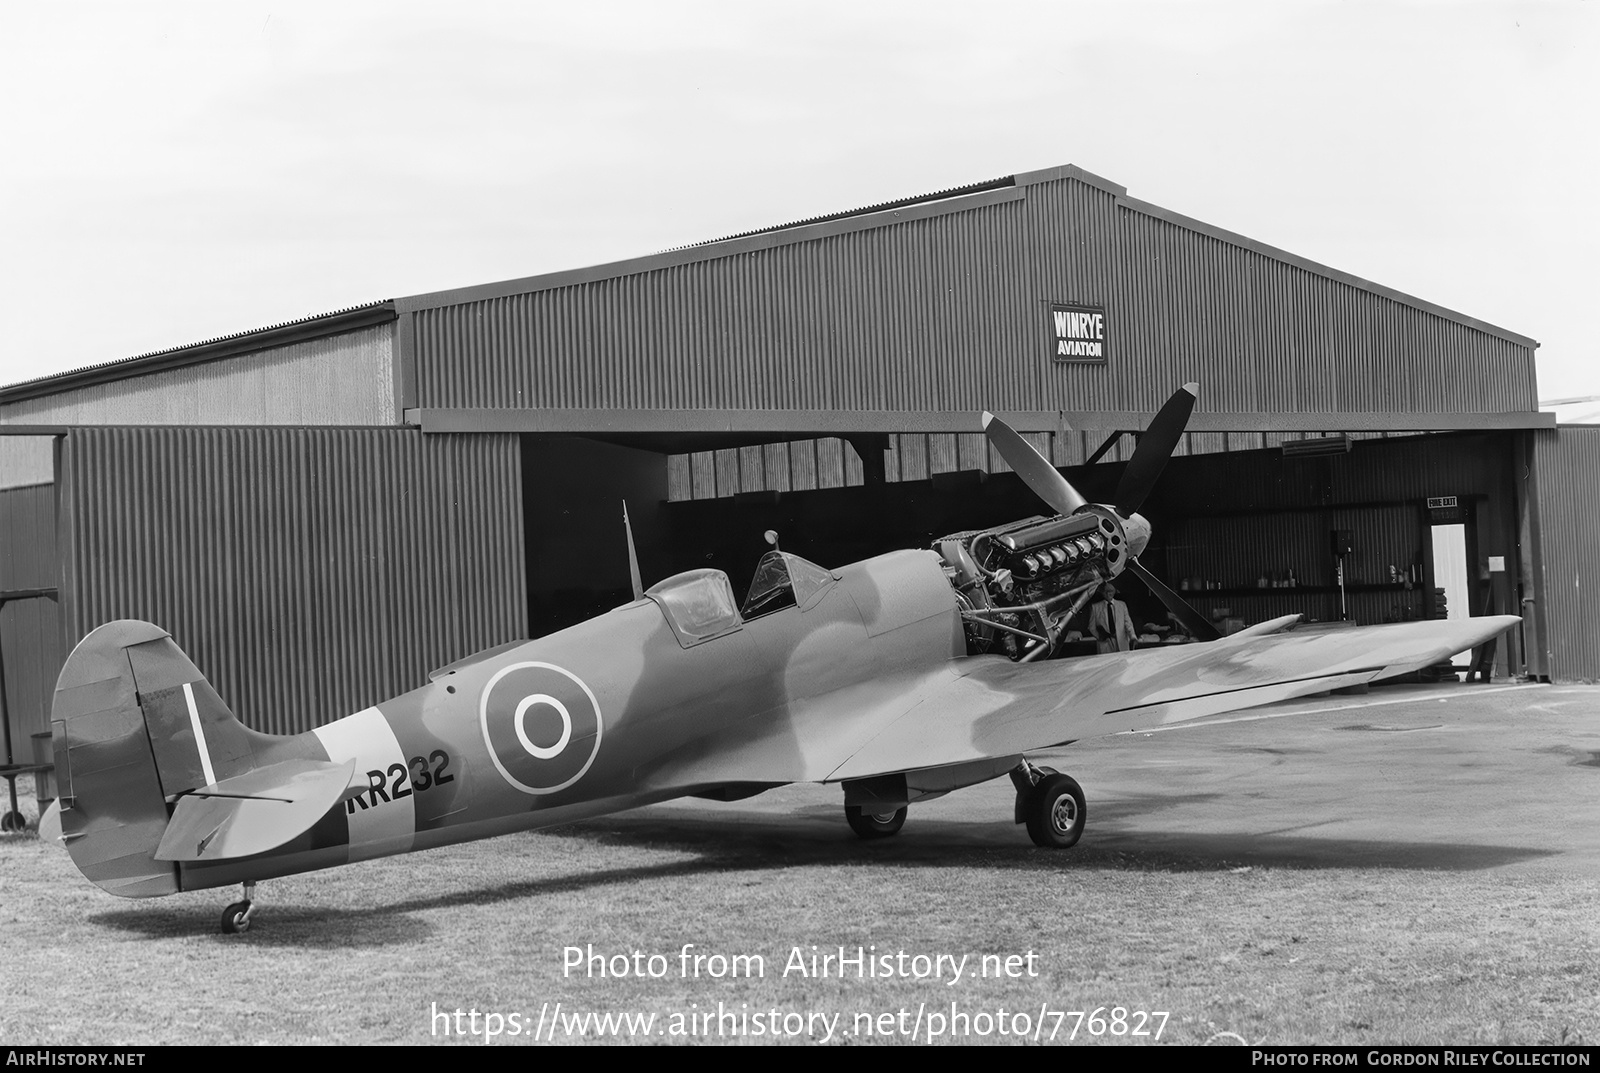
(2, 1, 1594, 400)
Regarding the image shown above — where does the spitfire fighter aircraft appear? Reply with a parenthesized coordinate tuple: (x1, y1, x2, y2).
(47, 386, 1516, 932)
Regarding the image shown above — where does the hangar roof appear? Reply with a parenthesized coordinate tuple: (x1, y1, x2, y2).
(398, 164, 1535, 351)
(0, 301, 395, 405)
(0, 164, 1543, 434)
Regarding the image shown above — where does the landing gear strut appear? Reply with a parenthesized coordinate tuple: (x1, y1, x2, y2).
(1011, 761, 1087, 849)
(221, 881, 257, 934)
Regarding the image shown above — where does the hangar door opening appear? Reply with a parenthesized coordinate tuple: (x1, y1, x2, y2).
(520, 434, 670, 638)
(1138, 431, 1524, 680)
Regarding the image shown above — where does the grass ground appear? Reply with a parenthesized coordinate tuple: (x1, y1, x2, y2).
(1, 779, 1595, 1046)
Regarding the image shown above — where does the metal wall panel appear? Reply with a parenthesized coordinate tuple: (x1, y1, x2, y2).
(670, 437, 863, 498)
(1165, 505, 1428, 626)
(0, 596, 60, 749)
(0, 484, 55, 591)
(674, 424, 1269, 501)
(1532, 427, 1600, 681)
(0, 484, 62, 748)
(0, 437, 54, 490)
(1147, 430, 1516, 519)
(0, 324, 397, 428)
(57, 427, 525, 735)
(411, 173, 1537, 419)
(1103, 208, 1535, 417)
(414, 200, 1038, 414)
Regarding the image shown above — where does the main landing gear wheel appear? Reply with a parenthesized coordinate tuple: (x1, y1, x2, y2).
(1024, 773, 1086, 849)
(845, 805, 907, 839)
(0, 811, 25, 834)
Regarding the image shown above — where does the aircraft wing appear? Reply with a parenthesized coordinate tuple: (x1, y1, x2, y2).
(648, 615, 1517, 789)
(826, 615, 1519, 781)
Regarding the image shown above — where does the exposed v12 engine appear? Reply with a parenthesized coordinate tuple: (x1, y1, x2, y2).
(936, 509, 1124, 660)
(934, 386, 1219, 661)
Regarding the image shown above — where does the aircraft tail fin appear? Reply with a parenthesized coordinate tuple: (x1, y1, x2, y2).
(51, 620, 282, 897)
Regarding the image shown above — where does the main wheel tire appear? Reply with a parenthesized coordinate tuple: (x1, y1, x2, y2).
(1024, 773, 1086, 849)
(0, 811, 24, 833)
(845, 805, 906, 839)
(220, 902, 252, 934)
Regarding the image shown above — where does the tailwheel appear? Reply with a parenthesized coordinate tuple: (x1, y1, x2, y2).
(845, 804, 906, 839)
(1024, 773, 1086, 849)
(221, 902, 252, 934)
(220, 881, 257, 934)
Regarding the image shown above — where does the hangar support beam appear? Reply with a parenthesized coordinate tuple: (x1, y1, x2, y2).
(415, 408, 1555, 437)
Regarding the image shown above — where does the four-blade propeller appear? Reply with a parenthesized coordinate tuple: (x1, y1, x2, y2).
(1114, 382, 1197, 518)
(982, 383, 1220, 643)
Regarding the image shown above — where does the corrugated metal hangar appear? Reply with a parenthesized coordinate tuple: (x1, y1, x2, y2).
(4, 163, 1598, 761)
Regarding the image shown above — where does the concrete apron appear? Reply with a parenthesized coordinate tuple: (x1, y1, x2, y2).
(1048, 681, 1600, 874)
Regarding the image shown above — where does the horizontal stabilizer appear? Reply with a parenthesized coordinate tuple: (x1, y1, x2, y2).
(154, 759, 356, 863)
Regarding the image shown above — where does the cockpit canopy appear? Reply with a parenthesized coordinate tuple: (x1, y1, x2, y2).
(646, 569, 742, 646)
(742, 551, 839, 618)
(645, 553, 840, 647)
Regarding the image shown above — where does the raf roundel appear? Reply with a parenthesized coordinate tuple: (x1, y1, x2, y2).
(478, 662, 603, 795)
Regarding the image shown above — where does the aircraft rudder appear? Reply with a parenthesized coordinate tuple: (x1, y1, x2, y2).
(121, 631, 262, 794)
(51, 620, 180, 897)
(51, 620, 277, 897)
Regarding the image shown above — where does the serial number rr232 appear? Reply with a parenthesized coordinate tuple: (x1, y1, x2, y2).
(348, 750, 455, 812)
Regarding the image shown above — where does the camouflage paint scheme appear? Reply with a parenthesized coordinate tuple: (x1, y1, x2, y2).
(50, 545, 1516, 901)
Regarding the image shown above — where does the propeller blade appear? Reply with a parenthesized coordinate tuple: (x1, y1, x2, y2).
(1114, 382, 1198, 517)
(981, 412, 1088, 516)
(1126, 557, 1221, 642)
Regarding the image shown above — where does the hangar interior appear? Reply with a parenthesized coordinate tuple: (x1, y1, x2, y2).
(3, 163, 1595, 757)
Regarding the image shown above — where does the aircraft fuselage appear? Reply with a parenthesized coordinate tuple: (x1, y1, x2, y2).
(175, 549, 962, 892)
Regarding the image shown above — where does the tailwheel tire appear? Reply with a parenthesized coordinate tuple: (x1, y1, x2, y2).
(845, 805, 906, 840)
(221, 901, 252, 934)
(1025, 773, 1086, 849)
